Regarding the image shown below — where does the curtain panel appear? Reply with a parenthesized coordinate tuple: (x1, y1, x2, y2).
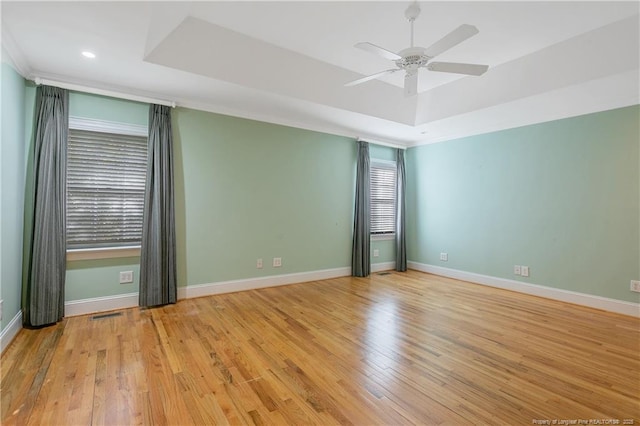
(395, 148, 407, 272)
(352, 140, 370, 277)
(139, 104, 177, 307)
(23, 85, 69, 327)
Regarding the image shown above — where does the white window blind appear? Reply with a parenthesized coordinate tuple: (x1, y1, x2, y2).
(370, 160, 397, 235)
(67, 128, 148, 249)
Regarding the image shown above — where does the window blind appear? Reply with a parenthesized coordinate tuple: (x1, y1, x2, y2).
(67, 128, 148, 248)
(370, 161, 397, 235)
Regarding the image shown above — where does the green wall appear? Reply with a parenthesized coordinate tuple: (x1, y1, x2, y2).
(20, 86, 636, 307)
(58, 92, 375, 300)
(406, 105, 640, 303)
(19, 88, 395, 302)
(173, 108, 355, 287)
(69, 92, 149, 124)
(1, 55, 27, 331)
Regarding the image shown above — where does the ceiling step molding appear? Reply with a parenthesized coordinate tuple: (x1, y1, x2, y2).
(1, 26, 31, 78)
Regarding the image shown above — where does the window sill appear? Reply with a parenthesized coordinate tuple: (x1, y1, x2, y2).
(67, 246, 141, 261)
(371, 234, 395, 241)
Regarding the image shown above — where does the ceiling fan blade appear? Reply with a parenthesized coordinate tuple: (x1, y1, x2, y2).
(404, 72, 418, 97)
(355, 42, 402, 61)
(344, 69, 399, 87)
(427, 62, 488, 76)
(424, 24, 479, 58)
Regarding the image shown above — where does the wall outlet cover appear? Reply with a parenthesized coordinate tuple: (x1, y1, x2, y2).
(631, 280, 640, 293)
(440, 253, 448, 261)
(521, 266, 529, 277)
(373, 249, 379, 257)
(257, 258, 263, 269)
(514, 265, 521, 275)
(119, 271, 133, 284)
(273, 257, 282, 267)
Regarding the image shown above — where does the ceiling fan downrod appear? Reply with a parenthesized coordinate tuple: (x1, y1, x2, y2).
(405, 1, 421, 48)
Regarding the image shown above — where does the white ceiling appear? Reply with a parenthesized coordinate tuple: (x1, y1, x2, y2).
(2, 1, 639, 147)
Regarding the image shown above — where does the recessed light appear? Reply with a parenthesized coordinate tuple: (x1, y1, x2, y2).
(81, 51, 96, 59)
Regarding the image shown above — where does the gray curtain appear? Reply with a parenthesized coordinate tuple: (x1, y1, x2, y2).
(352, 140, 370, 277)
(395, 148, 407, 272)
(139, 104, 177, 307)
(23, 85, 69, 327)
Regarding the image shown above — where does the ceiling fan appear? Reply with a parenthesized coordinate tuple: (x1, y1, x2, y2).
(345, 2, 489, 96)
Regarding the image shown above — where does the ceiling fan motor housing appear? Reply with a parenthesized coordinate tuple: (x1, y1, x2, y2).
(396, 47, 430, 71)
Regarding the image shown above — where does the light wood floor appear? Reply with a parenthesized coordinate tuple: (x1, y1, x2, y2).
(2, 270, 639, 425)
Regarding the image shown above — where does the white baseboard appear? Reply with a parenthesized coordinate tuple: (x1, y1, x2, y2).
(178, 266, 352, 299)
(408, 261, 640, 318)
(180, 263, 397, 299)
(1, 310, 23, 354)
(372, 261, 396, 273)
(58, 261, 388, 318)
(65, 293, 139, 317)
(62, 268, 354, 316)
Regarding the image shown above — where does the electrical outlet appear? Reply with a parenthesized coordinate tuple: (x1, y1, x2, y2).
(273, 257, 282, 267)
(521, 266, 529, 277)
(514, 265, 521, 276)
(257, 258, 263, 269)
(119, 271, 133, 284)
(0, 299, 3, 321)
(373, 249, 379, 257)
(440, 253, 448, 261)
(631, 280, 640, 293)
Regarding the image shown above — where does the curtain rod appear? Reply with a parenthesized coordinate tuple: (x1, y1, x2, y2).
(357, 137, 406, 150)
(33, 77, 176, 108)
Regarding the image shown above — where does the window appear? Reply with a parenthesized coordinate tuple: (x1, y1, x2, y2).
(370, 160, 397, 236)
(66, 118, 148, 249)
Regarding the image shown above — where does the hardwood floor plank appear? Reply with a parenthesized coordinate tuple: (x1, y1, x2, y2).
(2, 270, 639, 424)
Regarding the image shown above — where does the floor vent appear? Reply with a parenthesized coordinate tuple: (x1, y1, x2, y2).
(91, 312, 123, 320)
(377, 272, 392, 276)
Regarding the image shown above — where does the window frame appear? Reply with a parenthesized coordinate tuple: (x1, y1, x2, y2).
(66, 117, 148, 260)
(369, 158, 397, 241)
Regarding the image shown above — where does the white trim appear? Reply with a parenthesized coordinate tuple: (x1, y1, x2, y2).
(67, 246, 140, 261)
(408, 262, 640, 318)
(1, 27, 31, 78)
(1, 310, 23, 354)
(62, 267, 353, 317)
(372, 261, 396, 273)
(60, 262, 638, 320)
(12, 70, 411, 148)
(371, 234, 395, 241)
(370, 158, 396, 168)
(69, 116, 148, 137)
(61, 265, 402, 318)
(178, 267, 352, 299)
(358, 137, 406, 150)
(64, 293, 138, 317)
(177, 98, 409, 148)
(33, 77, 176, 108)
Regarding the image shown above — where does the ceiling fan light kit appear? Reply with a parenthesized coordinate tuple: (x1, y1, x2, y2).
(346, 1, 489, 97)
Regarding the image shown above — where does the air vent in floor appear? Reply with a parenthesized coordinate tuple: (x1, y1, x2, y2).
(91, 312, 123, 320)
(377, 272, 392, 276)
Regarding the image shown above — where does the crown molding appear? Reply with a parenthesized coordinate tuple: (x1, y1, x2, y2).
(1, 24, 31, 78)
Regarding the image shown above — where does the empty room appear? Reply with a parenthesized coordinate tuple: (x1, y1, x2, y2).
(1, 1, 638, 424)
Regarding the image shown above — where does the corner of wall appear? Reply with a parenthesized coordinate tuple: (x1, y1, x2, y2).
(0, 310, 23, 354)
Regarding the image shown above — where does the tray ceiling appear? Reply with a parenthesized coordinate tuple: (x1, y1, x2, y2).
(2, 1, 639, 146)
